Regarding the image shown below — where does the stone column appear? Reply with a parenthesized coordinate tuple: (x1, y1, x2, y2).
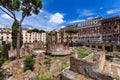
(46, 32, 50, 51)
(96, 45, 98, 50)
(102, 45, 105, 51)
(61, 31, 64, 45)
(66, 35, 69, 48)
(55, 32, 58, 44)
(113, 45, 117, 51)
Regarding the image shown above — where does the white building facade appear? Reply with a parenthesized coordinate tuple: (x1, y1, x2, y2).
(0, 28, 46, 44)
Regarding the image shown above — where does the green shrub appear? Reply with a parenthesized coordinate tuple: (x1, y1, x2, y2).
(117, 76, 120, 80)
(78, 53, 88, 58)
(43, 77, 55, 80)
(44, 59, 51, 64)
(24, 56, 34, 71)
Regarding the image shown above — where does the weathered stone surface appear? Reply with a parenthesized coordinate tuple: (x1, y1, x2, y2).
(17, 70, 36, 80)
(93, 52, 105, 72)
(34, 54, 44, 74)
(33, 40, 44, 49)
(46, 31, 71, 56)
(50, 60, 61, 72)
(61, 74, 72, 80)
(61, 69, 92, 80)
(69, 52, 114, 80)
(2, 67, 13, 80)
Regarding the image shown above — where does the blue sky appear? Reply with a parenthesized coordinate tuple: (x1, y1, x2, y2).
(0, 0, 120, 31)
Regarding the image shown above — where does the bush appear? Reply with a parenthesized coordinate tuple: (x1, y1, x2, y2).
(44, 59, 51, 64)
(78, 53, 88, 58)
(117, 76, 120, 80)
(24, 56, 34, 71)
(43, 77, 55, 80)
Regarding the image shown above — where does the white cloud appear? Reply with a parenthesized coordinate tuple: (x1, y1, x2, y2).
(0, 10, 65, 31)
(49, 13, 64, 24)
(1, 14, 12, 20)
(106, 9, 120, 14)
(60, 25, 65, 28)
(40, 10, 44, 13)
(69, 19, 85, 24)
(79, 9, 95, 17)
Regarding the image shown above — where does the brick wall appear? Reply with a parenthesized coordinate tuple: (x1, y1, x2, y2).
(70, 57, 114, 80)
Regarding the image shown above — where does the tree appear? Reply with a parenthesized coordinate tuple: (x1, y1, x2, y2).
(0, 0, 42, 58)
(27, 30, 33, 33)
(65, 29, 78, 34)
(27, 29, 45, 33)
(12, 21, 23, 49)
(0, 45, 5, 79)
(32, 28, 39, 33)
(39, 30, 45, 33)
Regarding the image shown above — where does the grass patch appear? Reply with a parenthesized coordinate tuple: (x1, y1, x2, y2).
(44, 59, 51, 64)
(42, 77, 55, 80)
(75, 47, 94, 58)
(78, 53, 88, 58)
(117, 76, 120, 80)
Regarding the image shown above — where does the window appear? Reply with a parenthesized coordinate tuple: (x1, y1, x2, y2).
(103, 27, 106, 29)
(114, 26, 117, 29)
(7, 31, 9, 35)
(115, 21, 117, 24)
(103, 24, 105, 26)
(7, 37, 9, 39)
(1, 30, 3, 35)
(108, 27, 111, 29)
(1, 36, 3, 40)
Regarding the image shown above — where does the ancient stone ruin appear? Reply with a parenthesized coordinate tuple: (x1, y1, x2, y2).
(33, 40, 45, 49)
(21, 40, 45, 56)
(46, 31, 72, 56)
(61, 52, 114, 80)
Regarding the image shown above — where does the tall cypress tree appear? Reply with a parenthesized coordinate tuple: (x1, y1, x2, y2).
(0, 45, 4, 79)
(12, 21, 23, 49)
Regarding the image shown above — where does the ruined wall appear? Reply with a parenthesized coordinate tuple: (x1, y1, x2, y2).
(60, 74, 71, 80)
(70, 57, 114, 80)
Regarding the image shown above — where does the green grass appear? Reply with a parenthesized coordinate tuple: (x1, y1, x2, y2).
(42, 77, 55, 80)
(44, 59, 51, 64)
(75, 48, 94, 58)
(117, 76, 120, 80)
(78, 53, 88, 58)
(60, 63, 69, 71)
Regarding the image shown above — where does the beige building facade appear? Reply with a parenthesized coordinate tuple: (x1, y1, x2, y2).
(0, 28, 46, 44)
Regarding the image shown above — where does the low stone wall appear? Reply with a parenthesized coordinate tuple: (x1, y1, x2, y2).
(70, 57, 114, 80)
(60, 74, 71, 80)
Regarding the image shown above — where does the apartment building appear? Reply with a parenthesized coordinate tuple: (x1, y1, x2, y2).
(0, 28, 46, 44)
(101, 16, 120, 43)
(59, 25, 79, 43)
(79, 17, 102, 27)
(77, 16, 120, 51)
(78, 17, 103, 43)
(0, 28, 12, 42)
(22, 29, 46, 44)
